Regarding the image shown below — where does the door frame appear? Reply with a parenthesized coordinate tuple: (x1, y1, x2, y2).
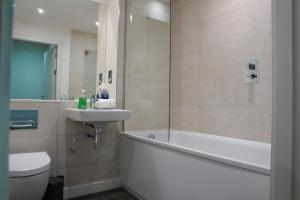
(271, 0, 293, 199)
(0, 0, 13, 199)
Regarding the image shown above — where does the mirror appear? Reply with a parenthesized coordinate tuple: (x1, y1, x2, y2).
(12, 0, 110, 100)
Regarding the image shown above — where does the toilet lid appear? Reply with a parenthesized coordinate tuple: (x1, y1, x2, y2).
(9, 152, 51, 177)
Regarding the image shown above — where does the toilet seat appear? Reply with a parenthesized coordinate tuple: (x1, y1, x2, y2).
(9, 152, 51, 178)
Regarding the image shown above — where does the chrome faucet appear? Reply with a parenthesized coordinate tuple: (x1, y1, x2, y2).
(90, 95, 97, 109)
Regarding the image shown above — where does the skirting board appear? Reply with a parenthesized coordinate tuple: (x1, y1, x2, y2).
(63, 178, 121, 199)
(121, 184, 145, 200)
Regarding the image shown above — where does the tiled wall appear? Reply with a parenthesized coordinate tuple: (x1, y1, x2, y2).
(10, 100, 121, 187)
(10, 101, 59, 175)
(170, 0, 272, 143)
(124, 8, 170, 131)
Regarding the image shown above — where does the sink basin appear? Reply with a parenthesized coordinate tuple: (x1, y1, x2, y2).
(65, 108, 132, 124)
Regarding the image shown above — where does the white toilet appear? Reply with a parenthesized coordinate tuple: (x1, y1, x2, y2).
(9, 152, 51, 200)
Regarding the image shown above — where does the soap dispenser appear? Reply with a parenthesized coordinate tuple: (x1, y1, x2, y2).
(78, 90, 87, 109)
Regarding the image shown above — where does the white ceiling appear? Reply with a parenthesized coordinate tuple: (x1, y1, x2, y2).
(14, 0, 100, 34)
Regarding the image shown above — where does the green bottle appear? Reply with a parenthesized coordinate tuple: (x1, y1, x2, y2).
(78, 90, 87, 109)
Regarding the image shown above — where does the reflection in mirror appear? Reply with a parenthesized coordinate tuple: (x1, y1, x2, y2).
(11, 39, 57, 100)
(12, 0, 107, 100)
(69, 30, 98, 98)
(84, 50, 97, 98)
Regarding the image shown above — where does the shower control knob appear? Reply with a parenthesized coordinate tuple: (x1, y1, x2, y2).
(245, 58, 259, 83)
(251, 74, 258, 79)
(249, 63, 256, 70)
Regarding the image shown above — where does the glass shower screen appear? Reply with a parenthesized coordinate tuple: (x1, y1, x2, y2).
(124, 0, 170, 135)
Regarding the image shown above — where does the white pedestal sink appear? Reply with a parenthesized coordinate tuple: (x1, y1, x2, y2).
(65, 108, 132, 149)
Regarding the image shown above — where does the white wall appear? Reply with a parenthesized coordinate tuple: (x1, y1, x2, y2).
(13, 20, 71, 99)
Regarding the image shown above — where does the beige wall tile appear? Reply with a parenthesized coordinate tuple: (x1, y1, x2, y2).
(170, 105, 199, 132)
(58, 134, 99, 167)
(171, 0, 272, 143)
(10, 135, 58, 175)
(251, 0, 272, 36)
(102, 122, 123, 133)
(10, 101, 59, 137)
(58, 101, 94, 135)
(221, 106, 271, 142)
(126, 109, 169, 131)
(61, 160, 119, 187)
(58, 132, 120, 167)
(197, 106, 271, 142)
(125, 13, 170, 132)
(197, 0, 251, 21)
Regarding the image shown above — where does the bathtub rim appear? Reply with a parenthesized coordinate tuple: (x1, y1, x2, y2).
(121, 132, 271, 175)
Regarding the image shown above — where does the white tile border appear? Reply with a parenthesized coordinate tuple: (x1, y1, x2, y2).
(63, 178, 121, 199)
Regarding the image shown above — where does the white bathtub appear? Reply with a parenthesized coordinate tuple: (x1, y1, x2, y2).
(120, 130, 271, 200)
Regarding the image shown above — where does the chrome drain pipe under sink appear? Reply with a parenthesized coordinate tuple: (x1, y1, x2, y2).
(86, 125, 102, 149)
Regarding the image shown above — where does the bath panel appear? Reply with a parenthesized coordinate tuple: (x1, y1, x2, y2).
(121, 130, 270, 200)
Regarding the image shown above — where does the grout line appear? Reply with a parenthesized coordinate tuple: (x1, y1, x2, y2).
(168, 0, 172, 143)
(56, 102, 61, 176)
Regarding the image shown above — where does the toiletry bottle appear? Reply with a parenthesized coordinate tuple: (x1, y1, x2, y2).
(97, 85, 102, 99)
(101, 88, 109, 99)
(78, 90, 87, 109)
(98, 83, 109, 99)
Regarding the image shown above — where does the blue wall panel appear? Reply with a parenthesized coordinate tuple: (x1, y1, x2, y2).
(10, 40, 50, 99)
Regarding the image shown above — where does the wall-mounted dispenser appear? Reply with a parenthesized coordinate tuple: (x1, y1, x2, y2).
(245, 58, 259, 83)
